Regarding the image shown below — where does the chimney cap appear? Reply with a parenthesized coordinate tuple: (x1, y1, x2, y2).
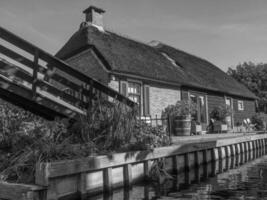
(83, 6, 105, 14)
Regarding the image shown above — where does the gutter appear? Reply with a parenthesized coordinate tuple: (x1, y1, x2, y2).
(112, 70, 257, 101)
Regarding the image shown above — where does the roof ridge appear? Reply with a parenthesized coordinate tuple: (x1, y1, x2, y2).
(104, 27, 159, 50)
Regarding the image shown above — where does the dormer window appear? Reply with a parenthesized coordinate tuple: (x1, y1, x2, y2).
(161, 52, 182, 68)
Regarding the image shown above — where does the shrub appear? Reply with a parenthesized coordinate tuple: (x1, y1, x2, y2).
(251, 114, 266, 131)
(0, 100, 39, 135)
(131, 122, 171, 150)
(0, 97, 172, 183)
(71, 98, 139, 151)
(161, 100, 197, 119)
(210, 106, 232, 123)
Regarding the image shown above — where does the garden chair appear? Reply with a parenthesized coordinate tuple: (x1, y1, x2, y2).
(243, 118, 255, 132)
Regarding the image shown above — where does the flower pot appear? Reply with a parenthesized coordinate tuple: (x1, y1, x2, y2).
(173, 115, 191, 136)
(213, 121, 228, 133)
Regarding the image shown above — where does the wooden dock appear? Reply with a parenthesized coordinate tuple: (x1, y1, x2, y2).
(1, 133, 266, 200)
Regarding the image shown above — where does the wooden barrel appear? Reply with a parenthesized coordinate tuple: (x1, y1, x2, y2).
(173, 115, 191, 136)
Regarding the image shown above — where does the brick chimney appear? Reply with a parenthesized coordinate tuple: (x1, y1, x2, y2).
(83, 6, 105, 30)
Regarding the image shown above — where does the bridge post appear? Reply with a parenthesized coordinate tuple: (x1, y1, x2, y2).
(32, 49, 39, 100)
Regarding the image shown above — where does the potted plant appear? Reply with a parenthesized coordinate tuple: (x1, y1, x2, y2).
(210, 106, 232, 133)
(162, 100, 196, 136)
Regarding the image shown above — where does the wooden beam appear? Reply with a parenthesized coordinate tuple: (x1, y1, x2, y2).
(0, 182, 44, 200)
(32, 49, 39, 100)
(123, 164, 132, 188)
(103, 168, 113, 192)
(0, 26, 136, 108)
(0, 44, 45, 73)
(0, 75, 82, 119)
(0, 60, 86, 108)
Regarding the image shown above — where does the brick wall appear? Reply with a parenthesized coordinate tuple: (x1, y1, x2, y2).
(233, 98, 256, 125)
(149, 86, 181, 118)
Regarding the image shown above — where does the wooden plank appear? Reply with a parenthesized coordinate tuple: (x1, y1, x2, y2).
(0, 59, 87, 107)
(35, 134, 267, 185)
(0, 68, 84, 108)
(0, 182, 44, 200)
(0, 44, 46, 73)
(184, 153, 189, 171)
(50, 73, 81, 91)
(32, 49, 39, 100)
(0, 26, 136, 108)
(0, 74, 84, 114)
(78, 173, 87, 195)
(0, 59, 33, 83)
(0, 55, 97, 106)
(194, 151, 200, 166)
(0, 46, 83, 93)
(123, 164, 132, 188)
(103, 168, 112, 192)
(35, 162, 50, 186)
(217, 147, 222, 160)
(143, 160, 150, 180)
(0, 75, 83, 119)
(172, 155, 178, 174)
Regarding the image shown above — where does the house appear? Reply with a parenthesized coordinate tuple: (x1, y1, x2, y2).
(55, 6, 257, 130)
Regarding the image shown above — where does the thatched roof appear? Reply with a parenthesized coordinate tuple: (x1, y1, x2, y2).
(56, 25, 256, 99)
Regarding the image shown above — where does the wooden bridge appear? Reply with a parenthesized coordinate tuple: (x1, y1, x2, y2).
(0, 26, 135, 120)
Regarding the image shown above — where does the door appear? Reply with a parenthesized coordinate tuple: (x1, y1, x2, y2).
(190, 94, 207, 127)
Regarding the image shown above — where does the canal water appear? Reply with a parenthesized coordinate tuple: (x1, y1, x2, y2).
(83, 150, 267, 200)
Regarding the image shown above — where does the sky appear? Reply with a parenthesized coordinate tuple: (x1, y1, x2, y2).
(1, 0, 267, 71)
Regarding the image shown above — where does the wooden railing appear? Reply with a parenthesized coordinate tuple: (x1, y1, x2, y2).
(0, 26, 136, 119)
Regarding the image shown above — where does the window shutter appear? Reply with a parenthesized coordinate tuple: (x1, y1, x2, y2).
(120, 81, 128, 96)
(143, 85, 150, 116)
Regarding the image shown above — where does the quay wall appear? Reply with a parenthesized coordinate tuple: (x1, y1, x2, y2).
(1, 133, 267, 200)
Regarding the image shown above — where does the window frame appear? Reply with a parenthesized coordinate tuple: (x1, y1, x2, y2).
(127, 80, 142, 115)
(237, 100, 244, 111)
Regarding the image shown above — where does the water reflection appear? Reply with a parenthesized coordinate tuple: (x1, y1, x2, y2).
(78, 150, 267, 200)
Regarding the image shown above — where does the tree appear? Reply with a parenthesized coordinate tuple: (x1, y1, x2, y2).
(227, 62, 267, 113)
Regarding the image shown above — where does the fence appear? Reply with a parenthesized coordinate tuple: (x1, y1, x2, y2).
(140, 115, 173, 138)
(0, 26, 136, 120)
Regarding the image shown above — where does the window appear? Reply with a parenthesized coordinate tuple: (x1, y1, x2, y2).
(225, 98, 231, 107)
(238, 100, 244, 111)
(128, 82, 141, 114)
(120, 80, 150, 116)
(128, 82, 141, 103)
